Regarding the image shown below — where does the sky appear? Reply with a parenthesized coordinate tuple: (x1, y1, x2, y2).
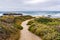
(0, 0, 60, 11)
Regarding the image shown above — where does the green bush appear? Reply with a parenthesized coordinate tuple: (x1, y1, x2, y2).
(43, 32, 60, 40)
(34, 17, 60, 26)
(27, 21, 34, 25)
(0, 13, 33, 40)
(28, 17, 60, 40)
(13, 24, 23, 30)
(17, 26, 23, 30)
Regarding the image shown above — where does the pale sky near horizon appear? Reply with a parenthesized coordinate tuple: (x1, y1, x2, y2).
(0, 0, 60, 11)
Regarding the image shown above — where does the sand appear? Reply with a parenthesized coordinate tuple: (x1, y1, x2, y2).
(19, 20, 42, 40)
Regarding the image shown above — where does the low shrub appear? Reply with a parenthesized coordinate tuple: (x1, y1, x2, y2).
(0, 14, 33, 40)
(13, 24, 23, 30)
(28, 17, 60, 40)
(27, 21, 34, 25)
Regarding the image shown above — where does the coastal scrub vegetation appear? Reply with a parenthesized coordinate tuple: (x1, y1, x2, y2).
(28, 17, 60, 40)
(0, 14, 33, 40)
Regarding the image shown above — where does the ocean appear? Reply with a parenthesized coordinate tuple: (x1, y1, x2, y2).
(0, 11, 60, 18)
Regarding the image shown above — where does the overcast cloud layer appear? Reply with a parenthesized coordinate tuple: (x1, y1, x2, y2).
(0, 0, 60, 11)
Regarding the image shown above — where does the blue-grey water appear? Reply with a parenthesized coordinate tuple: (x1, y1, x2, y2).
(0, 11, 60, 18)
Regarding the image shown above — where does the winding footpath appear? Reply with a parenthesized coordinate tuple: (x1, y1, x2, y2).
(19, 20, 42, 40)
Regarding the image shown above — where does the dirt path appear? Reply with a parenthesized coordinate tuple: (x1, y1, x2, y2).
(19, 20, 42, 40)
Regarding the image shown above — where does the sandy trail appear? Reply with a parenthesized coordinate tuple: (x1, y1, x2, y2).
(19, 20, 41, 40)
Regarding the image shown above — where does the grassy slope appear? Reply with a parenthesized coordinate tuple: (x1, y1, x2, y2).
(27, 17, 60, 40)
(0, 15, 33, 40)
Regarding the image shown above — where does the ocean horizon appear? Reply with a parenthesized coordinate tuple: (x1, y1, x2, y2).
(0, 11, 60, 18)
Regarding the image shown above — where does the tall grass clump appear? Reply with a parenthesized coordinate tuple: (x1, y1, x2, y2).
(0, 14, 33, 40)
(28, 17, 60, 40)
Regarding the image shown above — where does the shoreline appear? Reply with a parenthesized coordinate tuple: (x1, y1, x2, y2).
(0, 12, 60, 18)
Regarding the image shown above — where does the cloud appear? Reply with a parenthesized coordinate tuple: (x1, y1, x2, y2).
(24, 0, 50, 4)
(0, 0, 60, 11)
